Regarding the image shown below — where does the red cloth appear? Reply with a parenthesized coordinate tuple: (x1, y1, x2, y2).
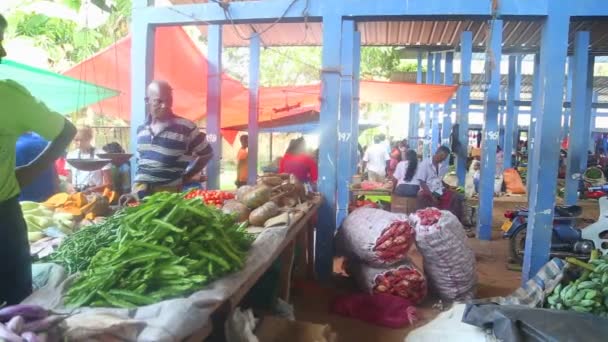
(278, 153, 318, 183)
(330, 293, 417, 329)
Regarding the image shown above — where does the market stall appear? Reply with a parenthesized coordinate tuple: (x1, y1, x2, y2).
(16, 174, 320, 341)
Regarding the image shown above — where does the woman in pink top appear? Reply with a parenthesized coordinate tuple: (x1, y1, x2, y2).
(279, 137, 318, 186)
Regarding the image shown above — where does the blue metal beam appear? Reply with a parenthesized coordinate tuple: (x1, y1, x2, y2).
(523, 9, 570, 281)
(456, 31, 472, 185)
(563, 57, 573, 142)
(504, 55, 521, 169)
(424, 53, 433, 159)
(499, 89, 506, 150)
(431, 53, 442, 154)
(337, 20, 355, 228)
(441, 52, 454, 146)
(527, 53, 541, 194)
(352, 31, 361, 176)
(581, 56, 595, 171)
(316, 15, 341, 281)
(408, 51, 423, 148)
(247, 35, 260, 185)
(477, 19, 502, 241)
(565, 32, 590, 206)
(206, 25, 222, 190)
(129, 14, 154, 182)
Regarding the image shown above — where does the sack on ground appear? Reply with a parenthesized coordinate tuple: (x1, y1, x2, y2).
(503, 168, 526, 194)
(410, 208, 477, 301)
(337, 208, 414, 266)
(349, 258, 427, 304)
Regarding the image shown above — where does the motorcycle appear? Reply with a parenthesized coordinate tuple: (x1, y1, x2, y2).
(502, 196, 608, 264)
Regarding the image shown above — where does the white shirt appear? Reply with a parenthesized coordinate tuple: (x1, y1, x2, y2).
(66, 148, 110, 189)
(363, 143, 390, 175)
(415, 158, 448, 194)
(393, 160, 420, 187)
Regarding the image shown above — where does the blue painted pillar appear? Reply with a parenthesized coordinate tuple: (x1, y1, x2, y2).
(351, 31, 361, 176)
(424, 53, 433, 158)
(527, 53, 541, 194)
(499, 89, 506, 150)
(316, 15, 341, 281)
(477, 19, 503, 241)
(206, 25, 222, 190)
(337, 20, 355, 228)
(431, 53, 442, 153)
(457, 31, 473, 185)
(247, 35, 260, 185)
(129, 13, 154, 181)
(565, 32, 590, 206)
(442, 52, 454, 146)
(504, 55, 521, 169)
(581, 56, 595, 179)
(522, 9, 570, 281)
(409, 51, 423, 147)
(563, 57, 573, 142)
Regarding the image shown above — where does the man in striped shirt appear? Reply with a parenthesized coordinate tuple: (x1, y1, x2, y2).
(131, 80, 213, 199)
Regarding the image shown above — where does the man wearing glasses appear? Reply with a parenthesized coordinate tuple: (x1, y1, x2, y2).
(128, 80, 213, 200)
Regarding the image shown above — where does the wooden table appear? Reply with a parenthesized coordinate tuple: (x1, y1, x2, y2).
(187, 196, 321, 341)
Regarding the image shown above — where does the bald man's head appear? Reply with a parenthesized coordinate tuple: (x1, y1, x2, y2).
(146, 80, 173, 120)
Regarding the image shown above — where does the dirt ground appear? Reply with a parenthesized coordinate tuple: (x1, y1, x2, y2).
(290, 196, 601, 342)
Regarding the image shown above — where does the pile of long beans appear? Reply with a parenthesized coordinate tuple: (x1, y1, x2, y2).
(65, 192, 254, 308)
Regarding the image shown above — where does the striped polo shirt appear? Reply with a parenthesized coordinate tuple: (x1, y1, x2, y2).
(136, 114, 213, 185)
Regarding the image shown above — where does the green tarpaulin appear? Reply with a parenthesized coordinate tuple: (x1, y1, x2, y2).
(0, 59, 118, 115)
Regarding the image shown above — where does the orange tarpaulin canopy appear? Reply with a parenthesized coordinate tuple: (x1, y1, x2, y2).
(64, 26, 458, 143)
(63, 26, 246, 122)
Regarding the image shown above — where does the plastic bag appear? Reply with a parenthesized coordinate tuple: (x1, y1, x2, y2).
(503, 168, 526, 194)
(349, 259, 427, 304)
(405, 304, 491, 342)
(337, 208, 414, 266)
(410, 209, 477, 301)
(330, 293, 417, 329)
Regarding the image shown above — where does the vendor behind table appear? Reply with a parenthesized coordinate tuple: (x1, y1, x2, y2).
(66, 125, 112, 193)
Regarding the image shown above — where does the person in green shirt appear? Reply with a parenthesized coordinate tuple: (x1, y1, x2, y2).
(0, 14, 77, 304)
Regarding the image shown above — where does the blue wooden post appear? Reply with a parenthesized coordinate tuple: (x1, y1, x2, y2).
(247, 34, 260, 185)
(316, 15, 341, 281)
(424, 52, 433, 158)
(337, 20, 355, 228)
(581, 57, 595, 179)
(563, 57, 573, 142)
(129, 10, 154, 182)
(527, 53, 541, 194)
(565, 32, 590, 206)
(409, 51, 423, 147)
(457, 31, 473, 185)
(522, 9, 570, 281)
(442, 52, 454, 146)
(351, 31, 361, 176)
(477, 19, 503, 241)
(499, 89, 506, 150)
(431, 53, 442, 153)
(206, 25, 222, 190)
(504, 55, 521, 169)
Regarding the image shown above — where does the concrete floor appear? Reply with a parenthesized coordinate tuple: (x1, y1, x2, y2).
(290, 196, 602, 342)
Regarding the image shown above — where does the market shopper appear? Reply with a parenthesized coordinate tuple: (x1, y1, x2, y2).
(362, 135, 391, 182)
(127, 80, 213, 200)
(102, 142, 131, 195)
(415, 146, 464, 221)
(0, 12, 77, 305)
(66, 126, 112, 192)
(279, 137, 318, 188)
(15, 133, 60, 202)
(236, 134, 249, 187)
(393, 149, 420, 197)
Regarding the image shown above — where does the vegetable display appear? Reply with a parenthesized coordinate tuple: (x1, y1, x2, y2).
(20, 201, 75, 243)
(43, 191, 113, 220)
(0, 304, 64, 341)
(65, 192, 254, 308)
(184, 189, 235, 207)
(43, 214, 122, 274)
(546, 253, 608, 316)
(373, 221, 415, 264)
(350, 260, 427, 304)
